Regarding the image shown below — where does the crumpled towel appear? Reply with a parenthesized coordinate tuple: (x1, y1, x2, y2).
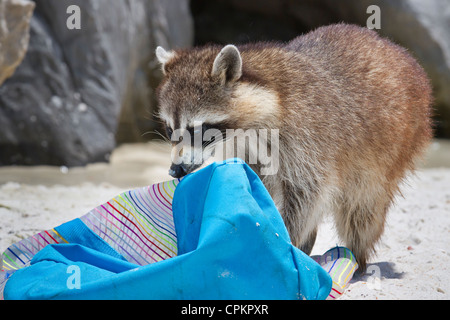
(1, 158, 332, 300)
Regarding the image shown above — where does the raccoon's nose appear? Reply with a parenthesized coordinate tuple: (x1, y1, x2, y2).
(169, 163, 188, 178)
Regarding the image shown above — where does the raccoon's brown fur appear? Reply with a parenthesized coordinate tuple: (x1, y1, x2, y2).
(155, 24, 433, 271)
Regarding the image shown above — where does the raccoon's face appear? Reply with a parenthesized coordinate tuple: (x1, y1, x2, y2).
(155, 45, 243, 178)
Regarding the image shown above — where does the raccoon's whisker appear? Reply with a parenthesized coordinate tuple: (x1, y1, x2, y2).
(152, 118, 166, 126)
(151, 110, 163, 119)
(143, 130, 170, 143)
(202, 140, 213, 149)
(202, 139, 219, 150)
(141, 131, 153, 138)
(201, 129, 229, 148)
(202, 132, 232, 148)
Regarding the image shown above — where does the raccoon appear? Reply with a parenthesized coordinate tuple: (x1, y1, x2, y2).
(155, 24, 433, 270)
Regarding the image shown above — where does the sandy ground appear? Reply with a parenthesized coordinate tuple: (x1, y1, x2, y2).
(0, 139, 449, 300)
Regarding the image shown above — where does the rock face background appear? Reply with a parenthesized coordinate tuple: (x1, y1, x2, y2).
(0, 0, 192, 166)
(0, 0, 449, 166)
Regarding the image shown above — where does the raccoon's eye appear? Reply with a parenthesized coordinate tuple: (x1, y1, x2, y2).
(201, 123, 215, 133)
(165, 126, 173, 139)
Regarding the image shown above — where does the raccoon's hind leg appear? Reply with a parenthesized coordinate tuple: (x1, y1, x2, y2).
(334, 181, 393, 272)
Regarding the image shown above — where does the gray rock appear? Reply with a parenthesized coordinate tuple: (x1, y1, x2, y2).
(0, 0, 35, 86)
(0, 0, 193, 166)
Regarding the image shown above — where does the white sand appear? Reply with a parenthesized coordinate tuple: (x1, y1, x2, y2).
(311, 167, 450, 299)
(1, 140, 449, 300)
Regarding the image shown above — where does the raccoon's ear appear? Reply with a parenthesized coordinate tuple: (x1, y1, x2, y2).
(212, 45, 242, 85)
(155, 46, 175, 74)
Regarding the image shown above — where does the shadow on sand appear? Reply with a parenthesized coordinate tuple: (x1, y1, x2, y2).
(352, 261, 405, 283)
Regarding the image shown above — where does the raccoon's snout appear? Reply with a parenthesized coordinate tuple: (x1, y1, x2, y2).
(169, 163, 188, 178)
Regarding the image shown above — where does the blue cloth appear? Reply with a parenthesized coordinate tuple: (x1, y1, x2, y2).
(4, 159, 331, 300)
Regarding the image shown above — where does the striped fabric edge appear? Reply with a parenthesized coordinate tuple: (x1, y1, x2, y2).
(0, 178, 180, 299)
(314, 246, 359, 300)
(0, 228, 68, 299)
(80, 179, 180, 266)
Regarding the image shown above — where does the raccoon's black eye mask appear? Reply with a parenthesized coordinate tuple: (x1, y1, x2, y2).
(164, 123, 208, 143)
(186, 123, 217, 145)
(165, 122, 230, 145)
(164, 126, 172, 138)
